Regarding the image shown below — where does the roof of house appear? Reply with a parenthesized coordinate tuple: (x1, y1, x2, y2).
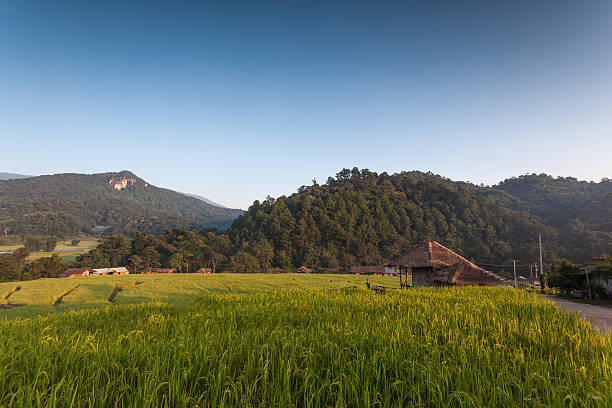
(350, 265, 385, 274)
(60, 267, 91, 277)
(442, 260, 506, 286)
(385, 239, 506, 286)
(92, 267, 129, 274)
(385, 239, 471, 268)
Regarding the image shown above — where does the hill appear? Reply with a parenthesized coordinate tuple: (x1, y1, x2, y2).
(496, 174, 612, 260)
(0, 171, 243, 236)
(179, 192, 227, 208)
(0, 172, 32, 180)
(230, 168, 610, 276)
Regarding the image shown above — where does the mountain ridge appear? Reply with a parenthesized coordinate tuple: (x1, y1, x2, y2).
(0, 171, 243, 235)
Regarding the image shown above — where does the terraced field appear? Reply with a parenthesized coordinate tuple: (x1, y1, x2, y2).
(0, 273, 400, 319)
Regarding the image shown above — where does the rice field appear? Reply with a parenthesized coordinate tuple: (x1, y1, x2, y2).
(0, 273, 400, 319)
(0, 236, 100, 262)
(0, 285, 610, 407)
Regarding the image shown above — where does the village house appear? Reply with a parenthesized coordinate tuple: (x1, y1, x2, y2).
(195, 267, 212, 274)
(92, 267, 129, 276)
(60, 267, 92, 278)
(385, 239, 505, 287)
(139, 268, 174, 274)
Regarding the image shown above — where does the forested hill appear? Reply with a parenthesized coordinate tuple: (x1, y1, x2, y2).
(496, 174, 612, 260)
(0, 171, 243, 236)
(230, 169, 610, 275)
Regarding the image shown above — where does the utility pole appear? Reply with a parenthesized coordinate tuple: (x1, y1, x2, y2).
(529, 264, 533, 284)
(585, 267, 592, 299)
(538, 233, 545, 288)
(511, 260, 518, 287)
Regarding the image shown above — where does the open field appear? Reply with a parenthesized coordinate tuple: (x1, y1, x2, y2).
(0, 273, 400, 319)
(0, 286, 609, 407)
(0, 237, 100, 262)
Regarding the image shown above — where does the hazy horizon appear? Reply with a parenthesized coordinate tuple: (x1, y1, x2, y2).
(2, 1, 611, 209)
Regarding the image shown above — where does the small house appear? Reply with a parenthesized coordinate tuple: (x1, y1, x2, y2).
(296, 266, 312, 273)
(385, 239, 505, 287)
(92, 267, 130, 276)
(139, 268, 174, 274)
(60, 267, 92, 278)
(195, 267, 212, 274)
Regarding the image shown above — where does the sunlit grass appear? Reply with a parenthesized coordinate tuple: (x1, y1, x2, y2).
(0, 287, 609, 407)
(0, 273, 400, 319)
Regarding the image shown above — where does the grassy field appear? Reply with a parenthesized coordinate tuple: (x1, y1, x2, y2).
(0, 285, 609, 407)
(0, 273, 400, 319)
(0, 236, 100, 262)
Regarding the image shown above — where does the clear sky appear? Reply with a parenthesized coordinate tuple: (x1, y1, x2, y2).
(1, 1, 611, 209)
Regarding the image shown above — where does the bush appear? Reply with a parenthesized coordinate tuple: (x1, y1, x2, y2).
(590, 284, 609, 298)
(70, 239, 81, 246)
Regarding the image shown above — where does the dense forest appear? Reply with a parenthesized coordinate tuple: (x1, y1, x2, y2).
(230, 169, 567, 277)
(0, 171, 243, 236)
(1, 168, 610, 282)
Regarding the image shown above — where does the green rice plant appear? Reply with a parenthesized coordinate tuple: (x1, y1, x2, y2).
(0, 274, 402, 319)
(0, 287, 609, 407)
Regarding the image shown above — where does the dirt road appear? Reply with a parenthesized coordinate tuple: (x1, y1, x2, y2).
(545, 296, 612, 332)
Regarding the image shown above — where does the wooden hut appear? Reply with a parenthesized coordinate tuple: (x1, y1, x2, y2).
(195, 267, 212, 274)
(60, 267, 92, 278)
(385, 239, 505, 287)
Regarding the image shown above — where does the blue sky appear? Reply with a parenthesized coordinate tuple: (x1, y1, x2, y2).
(1, 1, 611, 209)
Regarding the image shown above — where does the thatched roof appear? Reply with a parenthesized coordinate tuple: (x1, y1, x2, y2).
(385, 239, 469, 268)
(443, 260, 505, 286)
(385, 239, 506, 286)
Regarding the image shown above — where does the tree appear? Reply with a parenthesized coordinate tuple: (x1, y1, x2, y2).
(24, 236, 43, 252)
(44, 236, 57, 252)
(71, 239, 81, 246)
(545, 260, 584, 295)
(591, 255, 612, 296)
(23, 254, 66, 280)
(248, 236, 274, 272)
(230, 251, 260, 273)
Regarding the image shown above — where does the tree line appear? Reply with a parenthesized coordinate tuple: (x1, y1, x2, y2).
(1, 168, 610, 282)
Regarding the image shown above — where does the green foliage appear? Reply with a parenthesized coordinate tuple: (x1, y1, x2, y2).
(545, 260, 584, 295)
(74, 229, 230, 274)
(231, 169, 562, 274)
(0, 171, 243, 236)
(0, 288, 609, 406)
(497, 174, 612, 259)
(229, 250, 260, 272)
(70, 239, 81, 246)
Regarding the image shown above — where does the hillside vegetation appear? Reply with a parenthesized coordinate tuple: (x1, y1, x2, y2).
(0, 287, 609, 407)
(230, 169, 610, 276)
(0, 171, 242, 236)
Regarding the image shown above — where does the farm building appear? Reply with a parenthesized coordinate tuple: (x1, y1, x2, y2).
(139, 268, 174, 274)
(350, 266, 395, 276)
(385, 239, 505, 287)
(60, 267, 92, 278)
(296, 266, 312, 273)
(92, 267, 129, 276)
(195, 268, 212, 274)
